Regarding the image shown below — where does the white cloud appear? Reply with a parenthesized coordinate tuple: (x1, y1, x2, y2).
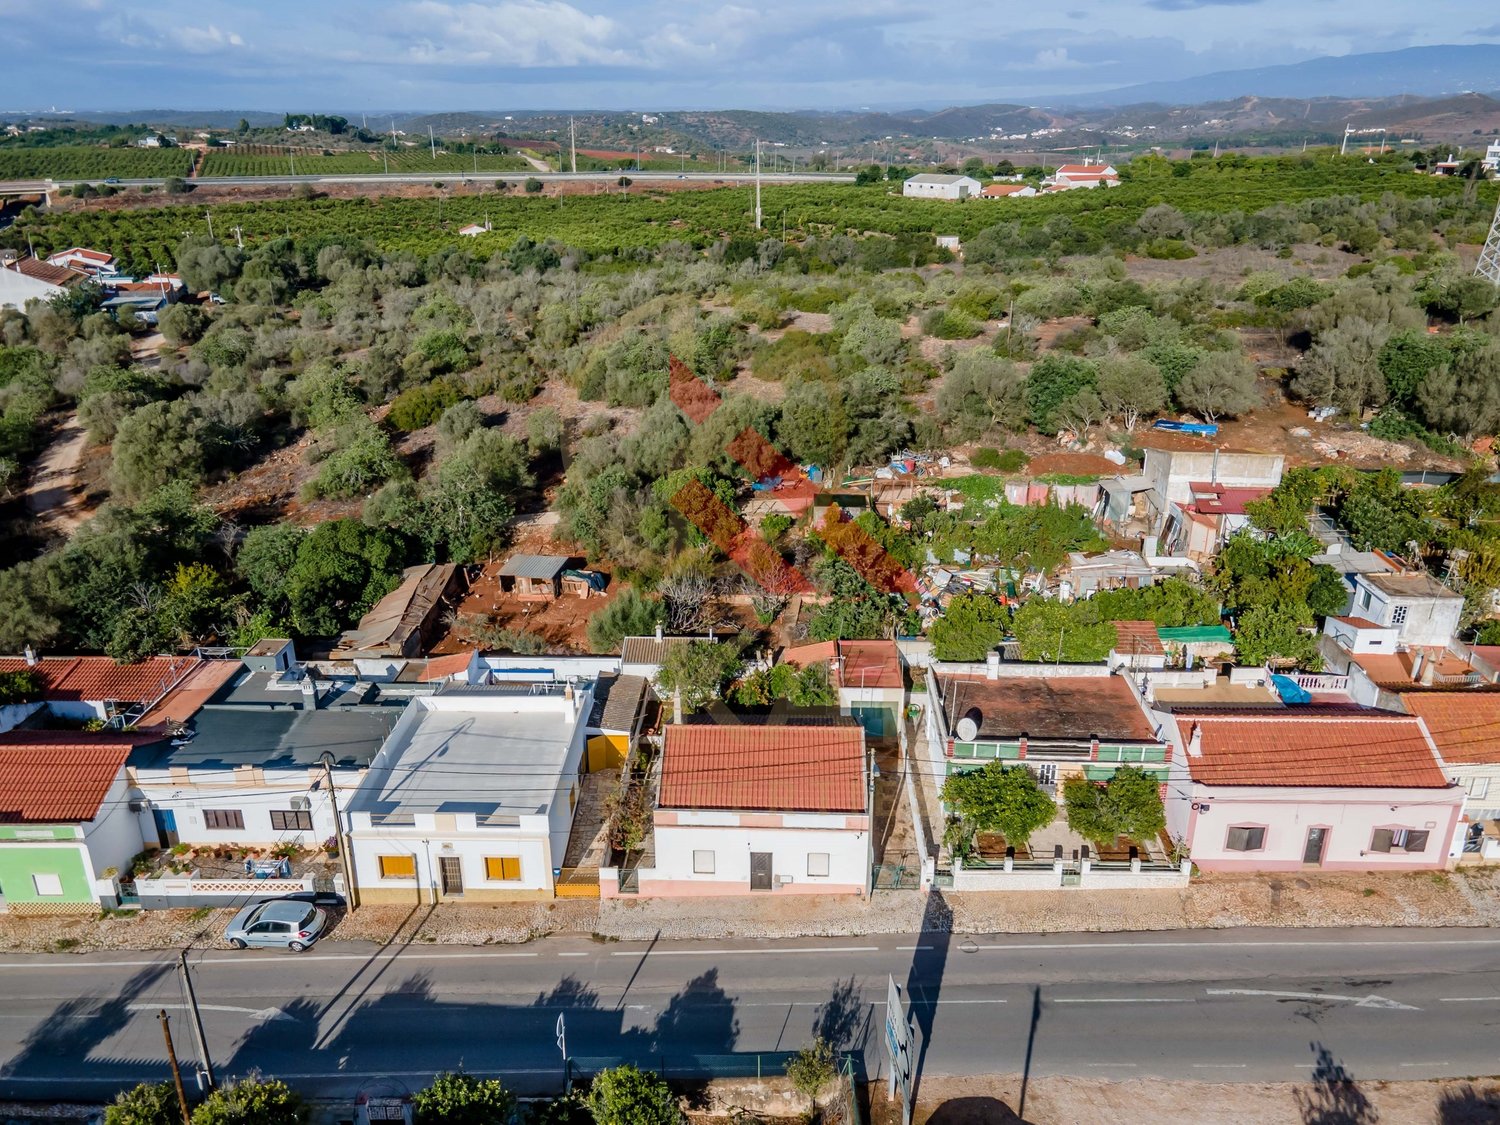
(393, 1, 637, 66)
(170, 24, 246, 53)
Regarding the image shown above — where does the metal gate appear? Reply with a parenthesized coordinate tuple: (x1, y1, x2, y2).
(439, 856, 463, 897)
(750, 851, 773, 890)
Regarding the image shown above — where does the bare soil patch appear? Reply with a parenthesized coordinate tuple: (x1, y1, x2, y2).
(429, 558, 619, 654)
(1109, 242, 1365, 285)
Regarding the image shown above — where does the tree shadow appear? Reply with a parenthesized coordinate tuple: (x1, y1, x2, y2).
(903, 890, 952, 1106)
(813, 975, 865, 1052)
(532, 975, 601, 1010)
(925, 1096, 1031, 1125)
(1436, 1082, 1500, 1125)
(1295, 1043, 1379, 1125)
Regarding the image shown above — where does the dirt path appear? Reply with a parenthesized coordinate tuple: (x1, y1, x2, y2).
(24, 415, 88, 533)
(520, 151, 551, 173)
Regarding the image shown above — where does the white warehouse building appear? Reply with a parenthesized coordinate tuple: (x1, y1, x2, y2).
(902, 174, 983, 200)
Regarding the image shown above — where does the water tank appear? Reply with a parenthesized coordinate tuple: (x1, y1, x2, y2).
(955, 708, 982, 741)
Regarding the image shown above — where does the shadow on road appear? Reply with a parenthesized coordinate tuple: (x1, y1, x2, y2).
(903, 890, 952, 1106)
(1296, 1043, 1379, 1125)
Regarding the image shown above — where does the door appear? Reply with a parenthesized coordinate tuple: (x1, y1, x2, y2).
(1303, 827, 1328, 866)
(152, 809, 178, 849)
(439, 856, 464, 897)
(749, 852, 773, 891)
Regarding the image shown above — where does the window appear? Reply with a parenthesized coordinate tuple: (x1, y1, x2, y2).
(1391, 606, 1408, 625)
(807, 852, 831, 878)
(203, 809, 245, 831)
(485, 856, 522, 881)
(1369, 828, 1430, 854)
(693, 850, 715, 874)
(32, 873, 63, 896)
(1225, 826, 1266, 852)
(378, 854, 416, 878)
(1361, 590, 1373, 610)
(270, 809, 313, 832)
(1466, 777, 1490, 800)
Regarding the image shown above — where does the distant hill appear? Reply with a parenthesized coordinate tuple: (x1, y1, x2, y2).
(1067, 44, 1500, 108)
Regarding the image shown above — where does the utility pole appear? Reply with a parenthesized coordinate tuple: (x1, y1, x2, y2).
(569, 116, 577, 174)
(203, 211, 214, 240)
(323, 753, 358, 909)
(230, 225, 243, 249)
(158, 1010, 193, 1125)
(754, 139, 762, 230)
(178, 950, 215, 1089)
(429, 125, 437, 161)
(1340, 124, 1351, 156)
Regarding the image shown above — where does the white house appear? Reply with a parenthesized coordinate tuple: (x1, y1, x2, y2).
(902, 174, 982, 200)
(611, 720, 870, 897)
(45, 247, 114, 274)
(346, 684, 593, 904)
(0, 260, 71, 309)
(1398, 693, 1500, 824)
(1047, 163, 1120, 190)
(1345, 572, 1463, 649)
(125, 646, 396, 853)
(1140, 448, 1284, 529)
(1484, 140, 1500, 172)
(1163, 710, 1464, 873)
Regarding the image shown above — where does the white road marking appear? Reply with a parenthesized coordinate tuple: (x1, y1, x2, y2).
(1192, 1064, 1247, 1069)
(1053, 998, 1194, 1004)
(954, 938, 1500, 952)
(895, 945, 935, 951)
(1439, 996, 1500, 1002)
(1400, 1062, 1452, 1067)
(128, 1002, 292, 1022)
(609, 946, 880, 957)
(1086, 1063, 1139, 1068)
(1206, 988, 1419, 1010)
(557, 952, 589, 957)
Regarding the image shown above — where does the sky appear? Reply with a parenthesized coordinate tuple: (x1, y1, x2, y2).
(1, 0, 1497, 112)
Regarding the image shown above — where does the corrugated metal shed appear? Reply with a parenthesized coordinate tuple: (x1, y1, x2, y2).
(499, 555, 570, 580)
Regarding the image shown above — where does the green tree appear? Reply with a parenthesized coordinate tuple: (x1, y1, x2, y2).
(1062, 766, 1166, 846)
(656, 639, 743, 712)
(1011, 599, 1117, 662)
(190, 1076, 306, 1125)
(1173, 350, 1259, 422)
(105, 1081, 179, 1125)
(1234, 602, 1318, 667)
(1336, 468, 1432, 552)
(412, 1071, 517, 1125)
(941, 761, 1057, 854)
(284, 519, 407, 637)
(586, 1065, 684, 1125)
(524, 177, 544, 193)
(1097, 355, 1168, 431)
(236, 524, 305, 619)
(586, 586, 664, 654)
(929, 593, 1007, 662)
(1290, 318, 1390, 416)
(786, 1036, 839, 1120)
(110, 399, 217, 500)
(936, 351, 1026, 440)
(1025, 354, 1097, 434)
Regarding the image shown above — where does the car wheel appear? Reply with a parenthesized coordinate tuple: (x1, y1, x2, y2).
(229, 939, 247, 950)
(289, 941, 307, 952)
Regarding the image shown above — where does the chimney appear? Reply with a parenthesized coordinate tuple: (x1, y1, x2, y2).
(672, 688, 683, 725)
(23, 645, 37, 667)
(985, 651, 1000, 680)
(300, 673, 319, 710)
(654, 623, 663, 643)
(1186, 722, 1203, 758)
(1420, 652, 1436, 687)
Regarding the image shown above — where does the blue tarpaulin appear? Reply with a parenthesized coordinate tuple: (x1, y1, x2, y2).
(1270, 674, 1313, 704)
(1153, 420, 1219, 437)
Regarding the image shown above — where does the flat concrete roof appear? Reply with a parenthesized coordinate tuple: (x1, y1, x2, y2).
(349, 693, 585, 820)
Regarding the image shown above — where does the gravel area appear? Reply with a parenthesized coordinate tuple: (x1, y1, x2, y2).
(4, 870, 1498, 953)
(869, 1074, 1500, 1125)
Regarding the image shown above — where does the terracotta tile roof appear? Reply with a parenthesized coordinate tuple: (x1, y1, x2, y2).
(1185, 483, 1273, 516)
(136, 659, 241, 727)
(1334, 616, 1386, 630)
(0, 655, 199, 703)
(785, 640, 903, 690)
(1181, 712, 1448, 788)
(8, 258, 86, 287)
(937, 674, 1158, 743)
(1399, 692, 1500, 765)
(1112, 621, 1165, 657)
(0, 734, 140, 822)
(419, 651, 476, 682)
(659, 722, 867, 813)
(981, 184, 1030, 196)
(49, 247, 112, 263)
(1346, 651, 1416, 688)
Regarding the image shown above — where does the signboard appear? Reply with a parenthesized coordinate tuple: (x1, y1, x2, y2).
(884, 975, 913, 1125)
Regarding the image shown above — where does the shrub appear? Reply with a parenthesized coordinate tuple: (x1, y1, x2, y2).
(969, 447, 1028, 472)
(586, 1065, 683, 1125)
(524, 177, 544, 193)
(412, 1071, 516, 1125)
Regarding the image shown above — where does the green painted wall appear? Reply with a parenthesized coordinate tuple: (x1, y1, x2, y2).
(0, 825, 79, 842)
(0, 844, 92, 904)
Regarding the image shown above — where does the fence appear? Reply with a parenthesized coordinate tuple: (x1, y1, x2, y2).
(128, 872, 314, 909)
(554, 867, 601, 898)
(952, 856, 1191, 891)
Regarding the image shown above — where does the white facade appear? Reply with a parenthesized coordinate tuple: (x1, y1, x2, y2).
(1485, 140, 1500, 172)
(634, 812, 871, 896)
(902, 174, 982, 200)
(127, 764, 357, 851)
(1141, 448, 1285, 511)
(1349, 573, 1463, 649)
(0, 266, 65, 309)
(346, 688, 592, 902)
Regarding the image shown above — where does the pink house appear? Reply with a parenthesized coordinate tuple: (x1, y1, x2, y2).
(1166, 710, 1463, 872)
(603, 721, 871, 897)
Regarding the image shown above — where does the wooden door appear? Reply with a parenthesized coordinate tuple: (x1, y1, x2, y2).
(749, 852, 773, 891)
(439, 856, 464, 896)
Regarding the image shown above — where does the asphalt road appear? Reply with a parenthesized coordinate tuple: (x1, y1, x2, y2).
(2, 926, 1499, 1099)
(0, 170, 855, 192)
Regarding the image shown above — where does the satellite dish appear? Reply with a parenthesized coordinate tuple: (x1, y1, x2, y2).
(955, 708, 981, 741)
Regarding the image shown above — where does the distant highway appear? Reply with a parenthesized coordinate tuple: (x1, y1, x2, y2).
(0, 170, 856, 193)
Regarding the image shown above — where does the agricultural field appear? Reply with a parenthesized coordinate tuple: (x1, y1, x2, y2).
(197, 146, 535, 177)
(0, 145, 193, 180)
(3, 155, 1494, 278)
